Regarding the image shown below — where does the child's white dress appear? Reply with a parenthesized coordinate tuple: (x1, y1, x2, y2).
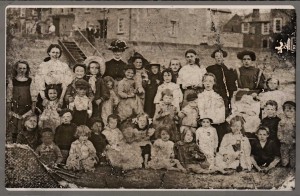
(230, 95, 261, 134)
(215, 133, 252, 170)
(39, 100, 61, 133)
(197, 90, 225, 124)
(195, 126, 218, 166)
(154, 82, 183, 111)
(66, 139, 98, 172)
(102, 127, 143, 170)
(148, 139, 177, 169)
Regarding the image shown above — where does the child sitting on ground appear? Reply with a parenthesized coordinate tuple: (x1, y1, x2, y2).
(278, 101, 296, 168)
(88, 118, 107, 164)
(148, 127, 186, 172)
(261, 100, 281, 145)
(176, 129, 208, 173)
(123, 113, 155, 168)
(54, 109, 77, 163)
(195, 118, 218, 170)
(66, 125, 98, 172)
(35, 128, 63, 166)
(250, 126, 280, 172)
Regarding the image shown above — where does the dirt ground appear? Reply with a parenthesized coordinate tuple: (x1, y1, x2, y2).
(5, 144, 295, 190)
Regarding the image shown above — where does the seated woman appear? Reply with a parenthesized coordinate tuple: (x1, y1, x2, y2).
(251, 126, 280, 172)
(215, 115, 252, 172)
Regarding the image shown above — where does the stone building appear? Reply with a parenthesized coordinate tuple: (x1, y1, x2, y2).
(39, 8, 240, 46)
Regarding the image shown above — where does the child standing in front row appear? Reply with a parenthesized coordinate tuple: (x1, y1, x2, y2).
(66, 125, 98, 172)
(69, 79, 93, 126)
(278, 101, 296, 168)
(148, 127, 186, 172)
(195, 118, 218, 170)
(117, 65, 143, 122)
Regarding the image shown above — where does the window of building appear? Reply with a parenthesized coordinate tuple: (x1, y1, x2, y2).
(273, 18, 282, 33)
(261, 23, 270, 35)
(117, 18, 125, 34)
(241, 23, 249, 33)
(20, 8, 26, 17)
(250, 26, 255, 34)
(262, 39, 268, 48)
(170, 20, 178, 37)
(98, 19, 108, 39)
(61, 9, 64, 13)
(70, 8, 74, 12)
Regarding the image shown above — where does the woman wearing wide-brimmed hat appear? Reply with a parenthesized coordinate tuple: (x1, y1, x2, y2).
(236, 50, 265, 92)
(206, 49, 237, 117)
(103, 39, 129, 81)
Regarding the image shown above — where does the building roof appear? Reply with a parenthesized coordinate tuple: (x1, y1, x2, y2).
(243, 13, 271, 23)
(209, 8, 232, 14)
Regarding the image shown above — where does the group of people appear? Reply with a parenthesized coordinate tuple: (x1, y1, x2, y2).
(7, 39, 295, 175)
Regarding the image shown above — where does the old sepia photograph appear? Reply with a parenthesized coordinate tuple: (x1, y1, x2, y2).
(5, 5, 296, 190)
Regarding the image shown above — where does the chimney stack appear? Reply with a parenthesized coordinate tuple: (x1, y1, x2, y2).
(252, 9, 260, 20)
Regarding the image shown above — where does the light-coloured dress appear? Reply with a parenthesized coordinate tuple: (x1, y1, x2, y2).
(154, 82, 183, 111)
(117, 78, 144, 121)
(197, 89, 225, 124)
(195, 126, 218, 166)
(66, 139, 98, 172)
(39, 99, 61, 133)
(215, 133, 252, 170)
(32, 59, 73, 99)
(148, 139, 177, 169)
(102, 127, 143, 170)
(230, 95, 261, 134)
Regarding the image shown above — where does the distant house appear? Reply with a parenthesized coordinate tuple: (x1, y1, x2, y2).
(224, 9, 294, 49)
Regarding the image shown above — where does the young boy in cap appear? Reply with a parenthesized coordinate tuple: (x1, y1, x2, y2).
(178, 92, 199, 135)
(206, 49, 237, 117)
(236, 50, 265, 92)
(103, 39, 128, 81)
(278, 101, 296, 168)
(54, 108, 77, 163)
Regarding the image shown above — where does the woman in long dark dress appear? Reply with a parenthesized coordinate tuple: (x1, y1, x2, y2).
(144, 63, 162, 117)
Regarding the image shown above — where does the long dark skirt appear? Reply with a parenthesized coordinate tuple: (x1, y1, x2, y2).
(72, 110, 89, 126)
